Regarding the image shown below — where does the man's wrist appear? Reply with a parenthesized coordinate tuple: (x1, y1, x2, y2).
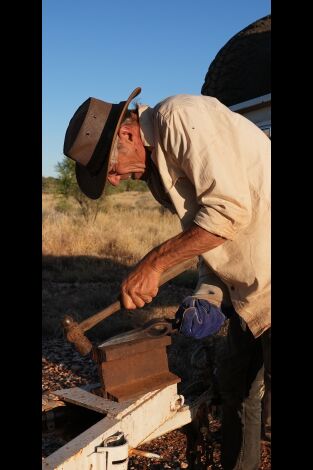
(137, 250, 166, 275)
(149, 253, 168, 274)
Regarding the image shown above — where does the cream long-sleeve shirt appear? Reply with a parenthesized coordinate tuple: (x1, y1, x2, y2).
(138, 95, 271, 338)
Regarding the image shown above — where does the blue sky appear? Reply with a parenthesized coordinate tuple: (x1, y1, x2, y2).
(42, 0, 271, 177)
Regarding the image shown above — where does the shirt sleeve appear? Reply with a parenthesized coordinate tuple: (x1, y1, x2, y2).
(155, 104, 252, 240)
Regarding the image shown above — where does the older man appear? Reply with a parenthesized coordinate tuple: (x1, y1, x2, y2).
(64, 87, 271, 470)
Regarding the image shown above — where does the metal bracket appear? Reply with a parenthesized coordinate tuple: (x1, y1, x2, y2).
(170, 394, 185, 411)
(89, 432, 129, 470)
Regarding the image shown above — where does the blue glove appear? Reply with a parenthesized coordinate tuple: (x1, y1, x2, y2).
(174, 296, 226, 339)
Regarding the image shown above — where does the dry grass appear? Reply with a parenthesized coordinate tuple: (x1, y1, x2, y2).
(43, 192, 181, 264)
(42, 192, 197, 338)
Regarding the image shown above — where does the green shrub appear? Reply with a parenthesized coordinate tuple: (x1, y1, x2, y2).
(104, 179, 148, 195)
(55, 199, 71, 213)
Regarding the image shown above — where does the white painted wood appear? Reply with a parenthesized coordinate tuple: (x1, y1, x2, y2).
(240, 107, 271, 127)
(43, 384, 182, 469)
(42, 416, 120, 470)
(88, 440, 129, 470)
(54, 388, 131, 417)
(43, 385, 213, 469)
(230, 93, 271, 112)
(141, 390, 212, 443)
(229, 93, 271, 134)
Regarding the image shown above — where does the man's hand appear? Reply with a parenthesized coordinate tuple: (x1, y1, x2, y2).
(120, 223, 225, 310)
(121, 264, 162, 309)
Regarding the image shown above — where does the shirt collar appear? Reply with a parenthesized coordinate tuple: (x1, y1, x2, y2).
(138, 105, 154, 148)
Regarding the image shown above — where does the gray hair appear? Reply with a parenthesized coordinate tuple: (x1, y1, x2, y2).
(121, 106, 139, 125)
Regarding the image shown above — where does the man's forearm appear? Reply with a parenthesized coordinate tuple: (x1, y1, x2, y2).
(144, 223, 226, 273)
(121, 224, 226, 309)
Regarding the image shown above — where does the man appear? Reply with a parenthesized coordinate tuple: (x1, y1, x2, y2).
(64, 87, 271, 470)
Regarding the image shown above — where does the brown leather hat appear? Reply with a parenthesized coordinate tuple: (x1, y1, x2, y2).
(63, 87, 141, 199)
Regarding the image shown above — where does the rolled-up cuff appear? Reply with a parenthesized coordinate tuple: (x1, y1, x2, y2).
(193, 283, 224, 307)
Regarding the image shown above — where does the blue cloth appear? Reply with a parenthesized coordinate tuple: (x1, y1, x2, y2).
(175, 296, 226, 339)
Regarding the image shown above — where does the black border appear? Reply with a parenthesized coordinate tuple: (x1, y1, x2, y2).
(2, 0, 42, 466)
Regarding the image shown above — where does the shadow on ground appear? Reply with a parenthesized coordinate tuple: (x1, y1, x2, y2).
(42, 255, 198, 341)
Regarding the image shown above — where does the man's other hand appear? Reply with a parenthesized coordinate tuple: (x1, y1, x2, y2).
(174, 296, 226, 339)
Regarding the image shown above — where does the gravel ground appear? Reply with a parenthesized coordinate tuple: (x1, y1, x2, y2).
(42, 338, 99, 393)
(42, 338, 270, 468)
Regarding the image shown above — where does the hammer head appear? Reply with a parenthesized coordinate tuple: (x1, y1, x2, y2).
(62, 315, 93, 356)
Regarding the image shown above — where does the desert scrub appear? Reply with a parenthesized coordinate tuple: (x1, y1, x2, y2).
(42, 191, 197, 339)
(55, 198, 71, 214)
(42, 191, 182, 264)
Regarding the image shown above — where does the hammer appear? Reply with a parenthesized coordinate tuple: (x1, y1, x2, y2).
(62, 258, 195, 356)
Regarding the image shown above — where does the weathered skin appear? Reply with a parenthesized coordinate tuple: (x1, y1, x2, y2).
(108, 117, 225, 310)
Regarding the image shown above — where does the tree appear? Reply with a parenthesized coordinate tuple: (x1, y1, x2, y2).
(55, 156, 149, 221)
(42, 176, 58, 193)
(55, 157, 102, 223)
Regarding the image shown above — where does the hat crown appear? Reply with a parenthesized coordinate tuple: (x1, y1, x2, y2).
(63, 87, 141, 199)
(64, 98, 113, 167)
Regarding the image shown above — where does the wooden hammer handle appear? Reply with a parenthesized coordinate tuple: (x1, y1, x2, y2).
(79, 258, 195, 333)
(80, 300, 121, 333)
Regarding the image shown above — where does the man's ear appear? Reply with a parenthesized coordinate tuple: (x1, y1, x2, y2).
(118, 124, 134, 143)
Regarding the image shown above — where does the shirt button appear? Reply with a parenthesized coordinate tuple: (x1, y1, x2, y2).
(230, 285, 235, 291)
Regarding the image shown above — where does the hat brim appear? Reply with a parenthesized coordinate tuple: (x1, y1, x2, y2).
(75, 87, 142, 200)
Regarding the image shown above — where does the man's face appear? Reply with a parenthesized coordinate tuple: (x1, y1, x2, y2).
(107, 121, 146, 186)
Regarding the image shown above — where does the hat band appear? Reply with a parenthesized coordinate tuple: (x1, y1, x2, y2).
(86, 101, 126, 176)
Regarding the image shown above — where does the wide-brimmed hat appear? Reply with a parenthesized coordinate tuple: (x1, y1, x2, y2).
(63, 87, 141, 199)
